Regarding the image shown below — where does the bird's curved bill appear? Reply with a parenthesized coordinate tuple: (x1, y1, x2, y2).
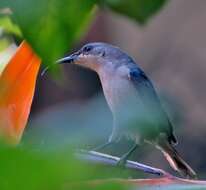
(57, 52, 79, 64)
(41, 52, 80, 76)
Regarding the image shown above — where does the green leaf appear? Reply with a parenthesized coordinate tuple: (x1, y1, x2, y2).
(0, 38, 11, 51)
(103, 0, 168, 24)
(0, 143, 130, 190)
(0, 0, 8, 10)
(7, 0, 97, 66)
(0, 16, 21, 36)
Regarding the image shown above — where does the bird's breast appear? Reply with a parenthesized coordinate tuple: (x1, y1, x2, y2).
(98, 67, 157, 143)
(99, 70, 141, 117)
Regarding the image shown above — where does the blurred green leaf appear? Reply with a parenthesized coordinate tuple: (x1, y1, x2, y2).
(0, 16, 21, 36)
(103, 0, 167, 24)
(0, 0, 8, 10)
(1, 0, 168, 68)
(0, 143, 130, 190)
(7, 0, 97, 66)
(0, 38, 10, 51)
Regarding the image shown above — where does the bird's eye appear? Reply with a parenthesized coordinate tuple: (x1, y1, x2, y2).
(83, 46, 93, 52)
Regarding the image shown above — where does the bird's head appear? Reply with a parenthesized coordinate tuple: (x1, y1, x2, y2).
(58, 42, 133, 72)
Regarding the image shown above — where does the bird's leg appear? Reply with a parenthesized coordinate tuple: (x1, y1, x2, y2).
(92, 141, 114, 152)
(117, 144, 138, 166)
(92, 131, 119, 152)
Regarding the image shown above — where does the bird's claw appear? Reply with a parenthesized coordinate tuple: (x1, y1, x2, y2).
(116, 157, 127, 167)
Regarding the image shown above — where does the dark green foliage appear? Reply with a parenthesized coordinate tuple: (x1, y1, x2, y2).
(0, 0, 167, 67)
(7, 0, 96, 66)
(103, 0, 168, 24)
(0, 143, 130, 190)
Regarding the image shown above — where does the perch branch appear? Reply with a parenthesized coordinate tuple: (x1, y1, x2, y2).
(76, 150, 171, 176)
(76, 150, 206, 187)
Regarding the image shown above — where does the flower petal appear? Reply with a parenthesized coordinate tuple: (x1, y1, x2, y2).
(0, 41, 41, 144)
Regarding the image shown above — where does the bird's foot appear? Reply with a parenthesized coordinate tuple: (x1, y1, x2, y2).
(92, 141, 113, 152)
(116, 144, 138, 168)
(116, 156, 127, 167)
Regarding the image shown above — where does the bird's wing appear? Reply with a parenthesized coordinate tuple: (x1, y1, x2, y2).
(129, 68, 177, 145)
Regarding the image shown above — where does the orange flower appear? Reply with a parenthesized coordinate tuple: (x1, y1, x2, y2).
(0, 41, 41, 144)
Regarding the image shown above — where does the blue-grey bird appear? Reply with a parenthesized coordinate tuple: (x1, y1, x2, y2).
(58, 42, 196, 178)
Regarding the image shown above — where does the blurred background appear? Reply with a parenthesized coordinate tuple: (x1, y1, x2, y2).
(1, 0, 206, 186)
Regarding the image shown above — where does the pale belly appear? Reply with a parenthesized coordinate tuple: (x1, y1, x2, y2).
(100, 75, 151, 142)
(101, 76, 140, 114)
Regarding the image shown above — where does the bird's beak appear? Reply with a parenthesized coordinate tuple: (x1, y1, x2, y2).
(56, 50, 96, 71)
(57, 52, 80, 64)
(41, 51, 81, 76)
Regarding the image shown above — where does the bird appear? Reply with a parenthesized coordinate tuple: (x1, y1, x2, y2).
(57, 42, 196, 178)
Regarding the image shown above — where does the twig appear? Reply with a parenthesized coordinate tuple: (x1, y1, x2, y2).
(76, 150, 171, 177)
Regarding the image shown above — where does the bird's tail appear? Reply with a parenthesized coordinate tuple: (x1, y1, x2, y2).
(157, 139, 196, 178)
